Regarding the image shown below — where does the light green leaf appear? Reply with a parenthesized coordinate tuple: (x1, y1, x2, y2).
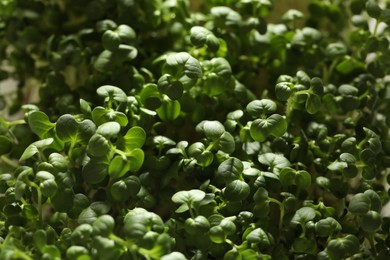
(28, 111, 55, 138)
(164, 52, 202, 79)
(97, 85, 127, 103)
(96, 121, 121, 138)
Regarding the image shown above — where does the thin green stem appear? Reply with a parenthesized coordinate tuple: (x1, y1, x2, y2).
(0, 155, 19, 169)
(373, 19, 379, 37)
(367, 233, 377, 256)
(29, 182, 43, 226)
(269, 197, 284, 239)
(109, 233, 139, 259)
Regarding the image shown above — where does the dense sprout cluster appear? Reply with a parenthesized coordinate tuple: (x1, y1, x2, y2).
(0, 0, 390, 259)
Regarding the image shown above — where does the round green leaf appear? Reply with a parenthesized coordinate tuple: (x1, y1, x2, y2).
(123, 126, 146, 150)
(224, 180, 250, 201)
(108, 156, 130, 179)
(201, 120, 225, 140)
(56, 114, 79, 141)
(102, 30, 121, 51)
(218, 131, 235, 154)
(348, 193, 370, 214)
(40, 179, 58, 197)
(66, 246, 89, 260)
(362, 210, 381, 232)
(96, 121, 121, 138)
(87, 134, 111, 158)
(326, 235, 360, 260)
(275, 82, 293, 101)
(110, 180, 130, 202)
(305, 94, 321, 114)
(127, 148, 144, 172)
(190, 26, 220, 51)
(209, 226, 225, 244)
(250, 114, 287, 142)
(82, 160, 108, 185)
(246, 99, 277, 117)
(97, 85, 127, 103)
(185, 216, 210, 235)
(92, 215, 115, 236)
(172, 189, 206, 205)
(165, 52, 202, 79)
(291, 207, 316, 225)
(157, 99, 181, 121)
(216, 157, 244, 182)
(246, 228, 272, 247)
(315, 217, 342, 237)
(116, 24, 136, 45)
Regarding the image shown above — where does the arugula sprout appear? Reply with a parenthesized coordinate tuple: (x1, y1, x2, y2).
(0, 0, 389, 259)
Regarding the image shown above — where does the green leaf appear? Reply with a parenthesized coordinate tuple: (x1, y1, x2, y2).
(123, 208, 165, 241)
(218, 132, 235, 154)
(217, 157, 244, 182)
(116, 24, 136, 44)
(315, 217, 342, 237)
(56, 114, 79, 142)
(161, 252, 187, 260)
(291, 207, 316, 225)
(326, 235, 360, 260)
(258, 153, 291, 174)
(92, 215, 115, 236)
(40, 179, 58, 197)
(224, 180, 250, 201)
(108, 156, 130, 179)
(96, 122, 121, 138)
(33, 229, 47, 252)
(198, 120, 225, 140)
(164, 52, 202, 79)
(82, 160, 108, 185)
(362, 210, 381, 232)
(102, 30, 121, 51)
(210, 57, 232, 77)
(246, 99, 277, 117)
(157, 99, 181, 121)
(325, 42, 347, 59)
(0, 136, 12, 155)
(305, 94, 321, 114)
(20, 138, 54, 161)
(190, 26, 220, 51)
(295, 170, 311, 189)
(126, 148, 144, 172)
(121, 126, 145, 152)
(66, 246, 89, 260)
(28, 111, 55, 138)
(94, 50, 115, 72)
(87, 134, 111, 158)
(97, 85, 127, 103)
(246, 228, 272, 248)
(366, 0, 382, 19)
(349, 193, 370, 214)
(209, 226, 225, 244)
(157, 74, 184, 100)
(185, 215, 210, 235)
(51, 188, 74, 212)
(275, 82, 293, 101)
(172, 189, 206, 206)
(250, 114, 287, 142)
